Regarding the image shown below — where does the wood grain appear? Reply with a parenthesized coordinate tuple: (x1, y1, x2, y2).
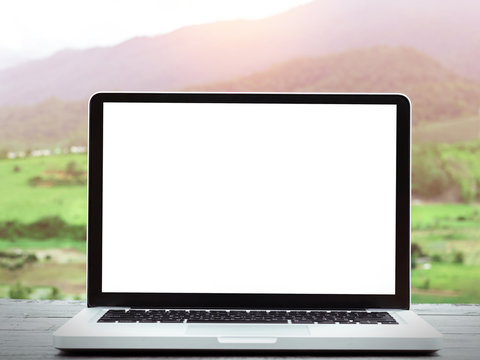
(1, 300, 479, 359)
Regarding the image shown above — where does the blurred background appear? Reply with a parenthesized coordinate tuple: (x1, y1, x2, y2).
(1, 0, 479, 302)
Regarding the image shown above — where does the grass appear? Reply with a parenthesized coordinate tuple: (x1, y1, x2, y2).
(0, 238, 86, 252)
(0, 258, 86, 297)
(411, 203, 479, 230)
(411, 203, 480, 268)
(412, 263, 480, 303)
(411, 293, 473, 303)
(0, 154, 87, 224)
(411, 203, 480, 303)
(0, 284, 86, 300)
(0, 155, 88, 300)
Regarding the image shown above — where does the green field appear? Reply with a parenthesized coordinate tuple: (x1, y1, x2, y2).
(0, 238, 86, 252)
(411, 263, 480, 303)
(0, 154, 87, 299)
(411, 203, 479, 229)
(411, 203, 480, 303)
(1, 155, 479, 302)
(0, 153, 87, 224)
(411, 203, 480, 263)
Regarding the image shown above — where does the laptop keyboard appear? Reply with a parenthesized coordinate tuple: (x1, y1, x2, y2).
(98, 310, 398, 324)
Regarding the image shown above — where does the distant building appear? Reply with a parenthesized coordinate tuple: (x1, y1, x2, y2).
(7, 151, 26, 159)
(31, 149, 51, 157)
(70, 146, 86, 154)
(5, 146, 86, 159)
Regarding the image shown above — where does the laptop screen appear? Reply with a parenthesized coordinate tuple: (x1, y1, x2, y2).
(100, 100, 397, 296)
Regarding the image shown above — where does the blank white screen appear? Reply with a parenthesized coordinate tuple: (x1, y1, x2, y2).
(102, 102, 397, 294)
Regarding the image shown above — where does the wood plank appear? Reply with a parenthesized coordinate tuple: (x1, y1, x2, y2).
(0, 299, 84, 318)
(1, 300, 479, 359)
(0, 317, 65, 331)
(0, 332, 54, 357)
(441, 333, 480, 347)
(421, 315, 480, 334)
(412, 304, 480, 316)
(437, 348, 480, 360)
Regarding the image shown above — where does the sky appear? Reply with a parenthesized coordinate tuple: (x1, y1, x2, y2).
(0, 0, 312, 70)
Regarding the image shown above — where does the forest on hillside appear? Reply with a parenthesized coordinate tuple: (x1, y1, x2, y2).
(0, 98, 87, 153)
(412, 141, 480, 202)
(194, 47, 480, 126)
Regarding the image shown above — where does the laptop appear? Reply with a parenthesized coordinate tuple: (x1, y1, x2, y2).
(53, 92, 442, 352)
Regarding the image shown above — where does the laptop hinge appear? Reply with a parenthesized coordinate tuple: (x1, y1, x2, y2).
(129, 306, 369, 311)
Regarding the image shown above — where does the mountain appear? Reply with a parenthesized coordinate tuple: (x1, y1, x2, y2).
(2, 46, 479, 153)
(192, 46, 480, 125)
(1, 0, 480, 106)
(0, 48, 29, 71)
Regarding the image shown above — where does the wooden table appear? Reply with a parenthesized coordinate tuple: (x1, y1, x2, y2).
(1, 299, 479, 359)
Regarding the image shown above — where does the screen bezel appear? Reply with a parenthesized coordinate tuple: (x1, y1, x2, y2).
(87, 92, 411, 309)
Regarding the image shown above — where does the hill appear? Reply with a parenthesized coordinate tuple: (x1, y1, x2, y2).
(413, 117, 480, 144)
(1, 0, 480, 106)
(192, 46, 480, 126)
(0, 98, 87, 152)
(2, 47, 480, 152)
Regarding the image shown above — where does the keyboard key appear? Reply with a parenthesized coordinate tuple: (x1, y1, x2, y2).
(97, 309, 398, 325)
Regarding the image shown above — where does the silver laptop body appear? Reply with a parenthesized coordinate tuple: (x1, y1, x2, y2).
(53, 92, 442, 352)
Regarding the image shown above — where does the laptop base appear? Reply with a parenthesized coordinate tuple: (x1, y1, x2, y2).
(53, 308, 442, 352)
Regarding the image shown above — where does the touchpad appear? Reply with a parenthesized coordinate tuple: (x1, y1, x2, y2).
(186, 325, 310, 336)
